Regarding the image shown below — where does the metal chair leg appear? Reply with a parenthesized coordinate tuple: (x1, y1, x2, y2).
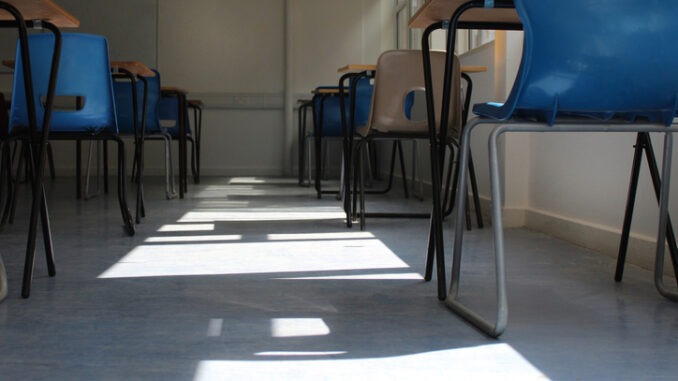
(0, 254, 6, 302)
(653, 132, 678, 301)
(115, 137, 135, 236)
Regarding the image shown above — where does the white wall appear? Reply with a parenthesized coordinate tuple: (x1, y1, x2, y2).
(465, 31, 678, 271)
(286, 0, 390, 177)
(0, 0, 390, 177)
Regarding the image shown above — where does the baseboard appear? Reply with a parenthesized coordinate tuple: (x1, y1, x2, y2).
(466, 196, 665, 274)
(524, 208, 667, 274)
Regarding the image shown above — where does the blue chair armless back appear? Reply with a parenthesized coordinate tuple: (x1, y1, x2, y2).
(312, 86, 344, 137)
(352, 76, 374, 129)
(113, 71, 161, 135)
(473, 0, 678, 126)
(158, 96, 185, 137)
(10, 33, 118, 133)
(313, 77, 374, 137)
(156, 69, 190, 138)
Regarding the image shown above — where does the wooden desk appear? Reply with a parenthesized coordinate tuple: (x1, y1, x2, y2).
(0, 0, 79, 27)
(338, 64, 488, 74)
(0, 0, 80, 297)
(406, 0, 521, 301)
(161, 86, 189, 198)
(337, 64, 378, 73)
(312, 88, 342, 95)
(409, 0, 520, 29)
(110, 61, 156, 78)
(6, 60, 156, 78)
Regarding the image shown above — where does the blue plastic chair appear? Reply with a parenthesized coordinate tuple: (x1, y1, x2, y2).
(448, 0, 678, 337)
(308, 76, 410, 202)
(113, 69, 177, 201)
(9, 33, 135, 235)
(156, 79, 199, 187)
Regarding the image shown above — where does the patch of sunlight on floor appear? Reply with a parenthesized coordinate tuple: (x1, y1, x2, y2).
(267, 232, 375, 241)
(271, 318, 330, 338)
(178, 208, 346, 222)
(193, 344, 549, 381)
(144, 235, 243, 243)
(255, 351, 348, 356)
(227, 177, 299, 185)
(275, 273, 424, 280)
(193, 185, 316, 198)
(158, 224, 215, 232)
(98, 238, 409, 279)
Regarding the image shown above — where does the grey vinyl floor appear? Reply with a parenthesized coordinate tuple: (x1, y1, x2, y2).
(0, 176, 676, 380)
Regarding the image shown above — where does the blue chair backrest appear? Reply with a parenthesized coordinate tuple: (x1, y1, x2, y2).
(113, 71, 161, 135)
(313, 76, 373, 137)
(473, 0, 678, 126)
(10, 33, 118, 133)
(155, 69, 191, 137)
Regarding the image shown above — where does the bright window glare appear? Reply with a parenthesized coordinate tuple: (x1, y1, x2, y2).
(98, 238, 409, 279)
(145, 235, 242, 243)
(193, 345, 548, 381)
(267, 232, 375, 241)
(158, 224, 215, 232)
(271, 318, 330, 338)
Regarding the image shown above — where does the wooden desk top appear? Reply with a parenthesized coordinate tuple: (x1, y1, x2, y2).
(0, 0, 79, 28)
(337, 64, 378, 73)
(5, 59, 156, 78)
(408, 0, 520, 29)
(110, 61, 155, 78)
(312, 88, 342, 95)
(338, 64, 488, 74)
(161, 86, 188, 95)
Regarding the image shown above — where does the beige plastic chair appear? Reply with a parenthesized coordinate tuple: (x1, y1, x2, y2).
(352, 49, 461, 230)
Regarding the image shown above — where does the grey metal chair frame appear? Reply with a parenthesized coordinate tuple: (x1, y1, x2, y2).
(450, 119, 678, 338)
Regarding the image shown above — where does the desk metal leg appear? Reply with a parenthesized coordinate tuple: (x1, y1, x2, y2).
(421, 21, 447, 300)
(12, 17, 62, 298)
(339, 73, 354, 225)
(616, 132, 678, 284)
(177, 94, 187, 198)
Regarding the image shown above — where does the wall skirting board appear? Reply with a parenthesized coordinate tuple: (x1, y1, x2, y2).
(474, 196, 669, 275)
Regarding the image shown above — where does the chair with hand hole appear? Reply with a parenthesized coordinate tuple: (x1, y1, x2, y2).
(352, 49, 463, 231)
(9, 32, 135, 235)
(448, 0, 678, 338)
(313, 78, 412, 203)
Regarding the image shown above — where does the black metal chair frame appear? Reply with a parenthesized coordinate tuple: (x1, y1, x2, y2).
(0, 3, 62, 298)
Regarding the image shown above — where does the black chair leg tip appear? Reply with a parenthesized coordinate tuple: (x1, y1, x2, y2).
(124, 219, 135, 236)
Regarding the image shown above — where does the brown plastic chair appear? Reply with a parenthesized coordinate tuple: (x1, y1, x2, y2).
(352, 49, 462, 230)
